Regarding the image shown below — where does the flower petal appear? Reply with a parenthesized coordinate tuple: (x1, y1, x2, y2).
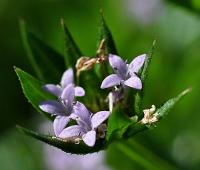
(124, 76, 142, 90)
(61, 84, 75, 103)
(59, 125, 84, 138)
(82, 130, 96, 147)
(73, 102, 91, 124)
(53, 116, 70, 136)
(128, 54, 146, 75)
(75, 86, 85, 97)
(91, 111, 110, 129)
(109, 54, 127, 78)
(101, 74, 122, 89)
(42, 84, 62, 97)
(39, 100, 66, 115)
(60, 68, 74, 87)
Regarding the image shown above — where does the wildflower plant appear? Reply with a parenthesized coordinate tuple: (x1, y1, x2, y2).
(15, 14, 190, 154)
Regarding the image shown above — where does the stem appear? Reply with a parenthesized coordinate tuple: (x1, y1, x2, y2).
(115, 120, 178, 170)
(115, 141, 178, 170)
(127, 139, 178, 170)
(116, 142, 161, 170)
(134, 40, 156, 117)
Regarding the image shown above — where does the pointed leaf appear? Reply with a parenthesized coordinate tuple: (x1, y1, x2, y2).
(15, 67, 54, 120)
(125, 88, 191, 138)
(97, 12, 117, 54)
(61, 19, 82, 68)
(155, 88, 191, 119)
(134, 40, 156, 116)
(19, 20, 66, 83)
(140, 40, 156, 82)
(17, 126, 104, 154)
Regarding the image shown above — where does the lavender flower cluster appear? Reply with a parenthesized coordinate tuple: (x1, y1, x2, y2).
(39, 53, 146, 147)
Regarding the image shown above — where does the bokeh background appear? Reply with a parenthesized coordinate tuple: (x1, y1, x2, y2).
(1, 0, 200, 169)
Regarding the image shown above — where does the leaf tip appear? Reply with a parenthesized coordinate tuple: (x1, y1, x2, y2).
(13, 66, 20, 73)
(99, 8, 104, 16)
(19, 18, 25, 25)
(99, 9, 106, 24)
(13, 65, 17, 70)
(152, 39, 157, 47)
(60, 18, 65, 27)
(180, 87, 192, 97)
(14, 67, 24, 77)
(60, 18, 69, 32)
(19, 18, 26, 31)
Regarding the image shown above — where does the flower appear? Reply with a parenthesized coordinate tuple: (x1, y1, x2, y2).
(59, 102, 110, 147)
(141, 105, 158, 124)
(40, 121, 111, 170)
(39, 84, 77, 136)
(101, 54, 146, 90)
(43, 68, 85, 97)
(39, 68, 86, 137)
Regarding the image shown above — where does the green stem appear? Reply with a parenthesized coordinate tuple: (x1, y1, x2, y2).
(116, 142, 161, 170)
(116, 141, 178, 170)
(127, 140, 178, 170)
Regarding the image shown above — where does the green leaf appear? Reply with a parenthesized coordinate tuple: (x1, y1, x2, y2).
(61, 19, 82, 68)
(134, 93, 142, 116)
(97, 11, 117, 54)
(17, 126, 105, 154)
(134, 40, 156, 116)
(15, 67, 54, 120)
(19, 20, 66, 83)
(140, 40, 156, 83)
(106, 106, 136, 142)
(156, 88, 191, 119)
(125, 88, 191, 138)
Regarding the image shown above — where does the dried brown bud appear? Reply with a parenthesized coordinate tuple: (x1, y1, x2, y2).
(96, 39, 107, 62)
(76, 57, 98, 76)
(75, 39, 109, 76)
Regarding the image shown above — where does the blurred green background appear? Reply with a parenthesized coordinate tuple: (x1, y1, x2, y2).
(1, 0, 200, 169)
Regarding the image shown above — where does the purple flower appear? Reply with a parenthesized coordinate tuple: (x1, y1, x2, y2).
(43, 68, 85, 98)
(39, 84, 77, 136)
(59, 102, 110, 147)
(101, 54, 146, 90)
